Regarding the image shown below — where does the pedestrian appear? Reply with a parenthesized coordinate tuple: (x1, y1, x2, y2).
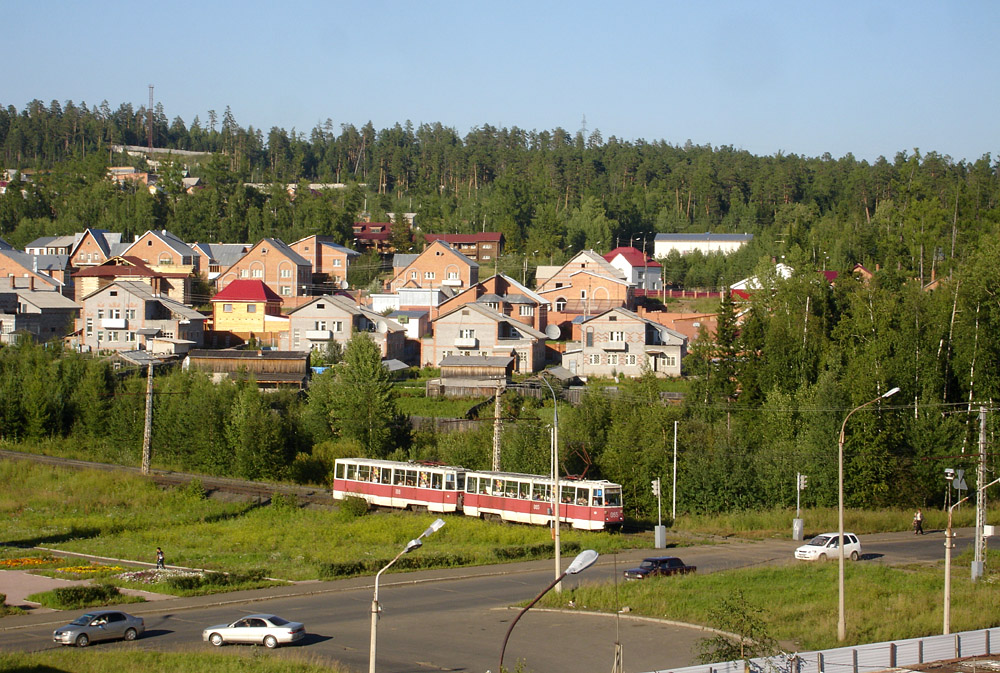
(156, 546, 165, 569)
(913, 509, 924, 535)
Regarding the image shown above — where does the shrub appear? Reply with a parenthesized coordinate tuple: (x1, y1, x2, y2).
(289, 451, 331, 485)
(271, 492, 298, 510)
(51, 583, 121, 608)
(338, 495, 370, 518)
(180, 478, 206, 500)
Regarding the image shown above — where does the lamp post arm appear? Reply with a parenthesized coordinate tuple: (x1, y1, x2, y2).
(499, 570, 569, 672)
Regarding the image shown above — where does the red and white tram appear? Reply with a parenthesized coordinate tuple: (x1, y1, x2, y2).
(463, 470, 623, 531)
(332, 458, 466, 513)
(332, 458, 624, 531)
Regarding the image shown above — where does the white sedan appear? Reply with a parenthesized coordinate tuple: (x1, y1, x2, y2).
(795, 532, 862, 561)
(202, 614, 306, 648)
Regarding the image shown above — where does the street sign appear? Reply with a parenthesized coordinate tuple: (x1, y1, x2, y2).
(954, 469, 967, 491)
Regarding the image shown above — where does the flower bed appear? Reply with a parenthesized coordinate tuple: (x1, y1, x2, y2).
(115, 568, 203, 585)
(56, 564, 125, 576)
(0, 556, 60, 569)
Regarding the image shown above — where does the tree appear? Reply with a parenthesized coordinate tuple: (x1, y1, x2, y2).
(696, 589, 779, 664)
(226, 384, 288, 480)
(328, 333, 402, 457)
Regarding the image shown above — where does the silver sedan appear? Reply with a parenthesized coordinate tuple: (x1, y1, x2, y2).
(202, 614, 306, 648)
(53, 610, 145, 647)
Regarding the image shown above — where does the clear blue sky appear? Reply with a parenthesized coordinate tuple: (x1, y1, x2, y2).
(5, 0, 998, 163)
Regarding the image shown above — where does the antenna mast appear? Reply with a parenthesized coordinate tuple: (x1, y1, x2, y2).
(147, 85, 154, 151)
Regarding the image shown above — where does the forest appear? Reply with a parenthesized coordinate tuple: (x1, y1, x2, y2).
(1, 98, 999, 518)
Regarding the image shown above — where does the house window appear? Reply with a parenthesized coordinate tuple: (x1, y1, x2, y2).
(107, 331, 120, 342)
(280, 268, 291, 278)
(447, 271, 459, 280)
(126, 332, 136, 342)
(333, 321, 343, 332)
(247, 304, 257, 313)
(626, 354, 637, 366)
(126, 309, 135, 319)
(459, 329, 476, 339)
(586, 329, 594, 347)
(519, 305, 534, 316)
(483, 244, 492, 249)
(293, 329, 300, 348)
(482, 255, 491, 260)
(86, 318, 93, 335)
(280, 286, 292, 296)
(109, 291, 117, 297)
(555, 282, 564, 289)
(97, 331, 104, 342)
(666, 355, 677, 367)
(252, 268, 263, 278)
(609, 315, 617, 321)
(580, 289, 587, 299)
(97, 309, 104, 319)
(163, 331, 174, 339)
(315, 321, 327, 330)
(608, 353, 619, 365)
(317, 304, 325, 310)
(410, 271, 418, 279)
(424, 271, 435, 279)
(109, 309, 121, 319)
(609, 331, 624, 342)
(555, 298, 566, 311)
(223, 304, 233, 313)
(588, 353, 601, 365)
(239, 269, 249, 278)
(333, 259, 342, 267)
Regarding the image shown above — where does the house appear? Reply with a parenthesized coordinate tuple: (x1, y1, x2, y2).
(120, 230, 199, 277)
(351, 222, 393, 255)
(288, 235, 359, 289)
(635, 307, 717, 344)
(562, 307, 687, 379)
(653, 232, 753, 258)
(209, 279, 289, 348)
(387, 240, 479, 294)
(0, 248, 70, 296)
(0, 283, 80, 344)
(77, 280, 206, 354)
(730, 263, 794, 299)
(369, 286, 453, 314)
(216, 238, 312, 300)
(385, 309, 429, 364)
(191, 242, 251, 280)
(279, 294, 406, 361)
(25, 235, 77, 256)
(68, 229, 127, 268)
(423, 232, 504, 262)
(421, 302, 547, 373)
(183, 349, 310, 389)
(425, 355, 515, 398)
(72, 256, 190, 305)
(604, 246, 662, 292)
(535, 250, 633, 338)
(435, 274, 550, 334)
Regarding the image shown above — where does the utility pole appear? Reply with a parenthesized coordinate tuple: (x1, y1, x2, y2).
(973, 406, 987, 580)
(141, 362, 153, 474)
(491, 379, 504, 471)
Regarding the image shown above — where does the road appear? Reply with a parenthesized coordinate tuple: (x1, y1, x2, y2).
(0, 529, 973, 673)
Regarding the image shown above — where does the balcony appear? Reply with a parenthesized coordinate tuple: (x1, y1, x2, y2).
(442, 278, 463, 287)
(602, 340, 627, 351)
(454, 337, 478, 348)
(305, 330, 333, 340)
(101, 318, 127, 329)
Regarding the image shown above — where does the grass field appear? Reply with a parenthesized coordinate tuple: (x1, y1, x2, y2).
(0, 649, 349, 673)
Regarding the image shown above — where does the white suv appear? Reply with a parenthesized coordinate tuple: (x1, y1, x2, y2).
(795, 532, 862, 561)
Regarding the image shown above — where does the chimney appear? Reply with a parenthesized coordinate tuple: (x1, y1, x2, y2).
(151, 277, 161, 297)
(29, 275, 34, 291)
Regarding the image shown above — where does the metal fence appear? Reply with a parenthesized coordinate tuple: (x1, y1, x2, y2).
(650, 628, 1000, 673)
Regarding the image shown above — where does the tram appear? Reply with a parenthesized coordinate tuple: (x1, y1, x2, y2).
(332, 458, 624, 531)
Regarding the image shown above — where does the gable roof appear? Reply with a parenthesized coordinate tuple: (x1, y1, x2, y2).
(0, 250, 65, 288)
(12, 288, 80, 310)
(604, 246, 661, 268)
(123, 229, 198, 259)
(435, 301, 546, 340)
(580, 306, 687, 341)
(212, 279, 283, 303)
(72, 256, 188, 279)
(192, 242, 251, 268)
(91, 281, 206, 321)
(69, 228, 125, 259)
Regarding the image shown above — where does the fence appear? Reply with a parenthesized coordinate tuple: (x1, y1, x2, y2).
(652, 628, 1000, 673)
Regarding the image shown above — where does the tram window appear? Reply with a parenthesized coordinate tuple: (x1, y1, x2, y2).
(519, 482, 531, 499)
(394, 470, 406, 485)
(494, 479, 504, 494)
(381, 469, 392, 485)
(465, 476, 476, 493)
(405, 470, 417, 487)
(370, 467, 380, 483)
(561, 486, 574, 504)
(533, 484, 551, 501)
(605, 489, 622, 507)
(359, 465, 371, 481)
(346, 464, 357, 481)
(336, 463, 345, 479)
(457, 474, 465, 490)
(592, 489, 604, 506)
(577, 488, 589, 505)
(505, 481, 518, 498)
(479, 479, 491, 495)
(418, 471, 430, 488)
(446, 473, 455, 490)
(432, 473, 443, 489)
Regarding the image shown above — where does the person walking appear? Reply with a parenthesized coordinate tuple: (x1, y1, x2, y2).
(913, 509, 924, 535)
(156, 546, 165, 569)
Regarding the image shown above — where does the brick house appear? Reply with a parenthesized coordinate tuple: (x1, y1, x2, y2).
(387, 240, 479, 293)
(288, 235, 359, 289)
(423, 232, 504, 262)
(435, 273, 550, 334)
(68, 229, 127, 268)
(72, 256, 189, 305)
(603, 246, 662, 292)
(351, 222, 393, 255)
(77, 280, 206, 354)
(216, 238, 312, 301)
(280, 294, 405, 360)
(209, 279, 288, 347)
(0, 248, 71, 296)
(561, 307, 687, 379)
(25, 235, 77, 256)
(535, 250, 634, 338)
(421, 302, 546, 373)
(191, 242, 251, 280)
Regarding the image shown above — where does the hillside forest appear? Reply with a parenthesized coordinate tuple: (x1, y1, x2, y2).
(1, 99, 1000, 519)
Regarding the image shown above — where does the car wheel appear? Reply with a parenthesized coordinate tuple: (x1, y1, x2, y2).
(124, 628, 138, 641)
(210, 633, 224, 647)
(263, 635, 278, 649)
(76, 634, 89, 647)
(851, 551, 859, 561)
(818, 553, 827, 561)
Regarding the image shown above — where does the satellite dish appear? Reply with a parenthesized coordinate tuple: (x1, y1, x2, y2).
(339, 279, 349, 289)
(545, 324, 561, 340)
(377, 320, 388, 334)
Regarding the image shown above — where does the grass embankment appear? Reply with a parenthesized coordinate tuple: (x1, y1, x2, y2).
(545, 549, 1000, 651)
(0, 460, 637, 586)
(0, 650, 349, 673)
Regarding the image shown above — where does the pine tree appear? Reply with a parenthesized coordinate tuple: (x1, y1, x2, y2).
(329, 333, 400, 457)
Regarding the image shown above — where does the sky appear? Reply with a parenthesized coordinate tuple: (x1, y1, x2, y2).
(5, 0, 999, 163)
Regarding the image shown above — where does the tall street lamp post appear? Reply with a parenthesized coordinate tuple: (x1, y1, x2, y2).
(539, 372, 561, 592)
(837, 386, 899, 642)
(944, 475, 1000, 634)
(369, 518, 446, 673)
(499, 549, 599, 672)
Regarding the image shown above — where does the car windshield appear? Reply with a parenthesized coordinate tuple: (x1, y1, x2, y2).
(808, 535, 833, 546)
(268, 616, 289, 626)
(70, 614, 97, 626)
(639, 560, 659, 569)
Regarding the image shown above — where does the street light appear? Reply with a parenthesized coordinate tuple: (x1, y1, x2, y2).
(499, 549, 599, 672)
(538, 372, 562, 593)
(369, 518, 445, 673)
(944, 476, 1000, 634)
(837, 386, 899, 642)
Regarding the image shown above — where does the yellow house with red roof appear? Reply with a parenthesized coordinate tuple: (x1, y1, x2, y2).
(209, 279, 289, 347)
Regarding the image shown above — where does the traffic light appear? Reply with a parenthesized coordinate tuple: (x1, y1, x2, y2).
(651, 478, 661, 496)
(798, 474, 808, 490)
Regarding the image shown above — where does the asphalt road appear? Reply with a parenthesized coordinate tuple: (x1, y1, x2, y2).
(0, 529, 975, 673)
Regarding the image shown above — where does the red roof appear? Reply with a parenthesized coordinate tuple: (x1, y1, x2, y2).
(212, 279, 282, 303)
(424, 232, 503, 244)
(72, 256, 188, 278)
(604, 246, 661, 268)
(820, 270, 839, 283)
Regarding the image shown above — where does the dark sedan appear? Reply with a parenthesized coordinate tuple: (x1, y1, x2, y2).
(623, 556, 696, 580)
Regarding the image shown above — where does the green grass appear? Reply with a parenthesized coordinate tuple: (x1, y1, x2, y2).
(0, 460, 643, 583)
(26, 583, 145, 610)
(0, 649, 350, 673)
(542, 548, 1000, 651)
(394, 390, 486, 417)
